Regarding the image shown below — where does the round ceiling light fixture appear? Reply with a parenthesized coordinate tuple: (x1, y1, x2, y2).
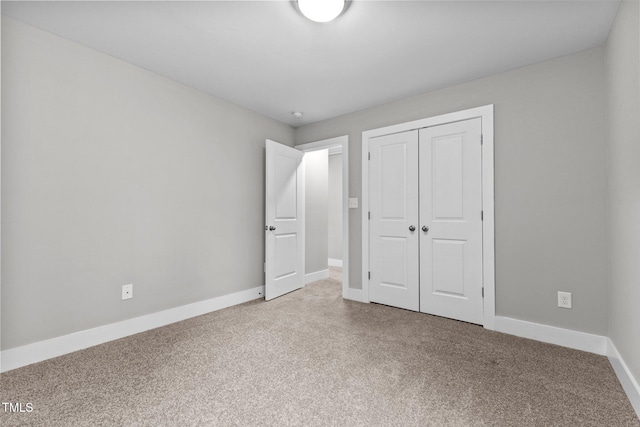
(297, 0, 346, 23)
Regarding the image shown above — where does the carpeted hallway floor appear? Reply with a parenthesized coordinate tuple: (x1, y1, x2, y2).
(1, 268, 638, 426)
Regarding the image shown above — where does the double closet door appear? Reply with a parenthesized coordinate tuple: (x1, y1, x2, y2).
(369, 118, 484, 325)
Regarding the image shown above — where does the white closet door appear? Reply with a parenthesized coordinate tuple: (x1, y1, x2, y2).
(369, 131, 419, 311)
(419, 118, 483, 324)
(265, 139, 305, 301)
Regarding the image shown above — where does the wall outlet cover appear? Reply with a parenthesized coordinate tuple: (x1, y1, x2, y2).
(349, 198, 358, 208)
(558, 291, 572, 309)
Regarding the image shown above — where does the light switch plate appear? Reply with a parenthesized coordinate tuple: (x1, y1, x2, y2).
(349, 198, 358, 208)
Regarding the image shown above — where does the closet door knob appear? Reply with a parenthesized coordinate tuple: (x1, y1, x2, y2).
(409, 225, 416, 232)
(269, 226, 276, 231)
(422, 225, 429, 233)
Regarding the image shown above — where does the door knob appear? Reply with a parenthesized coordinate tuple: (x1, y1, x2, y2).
(269, 226, 276, 231)
(409, 225, 416, 232)
(422, 225, 429, 233)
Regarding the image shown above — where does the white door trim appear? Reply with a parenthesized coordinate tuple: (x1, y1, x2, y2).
(361, 105, 495, 330)
(296, 135, 350, 298)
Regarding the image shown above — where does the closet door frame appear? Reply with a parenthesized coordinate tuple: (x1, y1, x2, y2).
(361, 105, 495, 330)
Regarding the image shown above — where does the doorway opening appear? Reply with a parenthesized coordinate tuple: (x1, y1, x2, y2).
(297, 136, 350, 297)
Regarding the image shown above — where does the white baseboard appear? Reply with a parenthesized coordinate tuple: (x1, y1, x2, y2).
(345, 287, 368, 303)
(0, 285, 265, 373)
(607, 339, 640, 417)
(328, 258, 343, 267)
(494, 316, 608, 355)
(305, 269, 330, 284)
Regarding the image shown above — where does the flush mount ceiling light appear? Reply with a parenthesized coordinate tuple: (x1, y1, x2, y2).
(298, 0, 346, 23)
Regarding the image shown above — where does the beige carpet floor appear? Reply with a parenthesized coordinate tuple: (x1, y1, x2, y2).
(1, 269, 638, 426)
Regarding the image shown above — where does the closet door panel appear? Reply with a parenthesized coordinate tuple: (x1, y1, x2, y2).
(369, 131, 419, 311)
(419, 118, 483, 324)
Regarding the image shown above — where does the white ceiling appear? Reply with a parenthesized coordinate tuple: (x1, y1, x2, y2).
(2, 0, 620, 126)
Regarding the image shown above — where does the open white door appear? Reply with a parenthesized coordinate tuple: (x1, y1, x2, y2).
(265, 140, 305, 300)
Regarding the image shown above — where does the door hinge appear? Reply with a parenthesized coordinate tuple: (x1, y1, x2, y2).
(481, 134, 484, 145)
(264, 262, 266, 273)
(368, 271, 371, 280)
(481, 210, 484, 221)
(368, 211, 371, 220)
(368, 152, 371, 160)
(482, 287, 484, 298)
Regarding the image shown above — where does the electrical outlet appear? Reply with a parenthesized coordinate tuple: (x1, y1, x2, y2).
(558, 291, 572, 309)
(348, 198, 358, 208)
(122, 284, 133, 300)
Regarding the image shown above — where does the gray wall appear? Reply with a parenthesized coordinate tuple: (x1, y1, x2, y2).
(296, 48, 609, 335)
(605, 0, 640, 388)
(1, 18, 294, 350)
(328, 154, 342, 261)
(2, 11, 631, 361)
(304, 150, 328, 274)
